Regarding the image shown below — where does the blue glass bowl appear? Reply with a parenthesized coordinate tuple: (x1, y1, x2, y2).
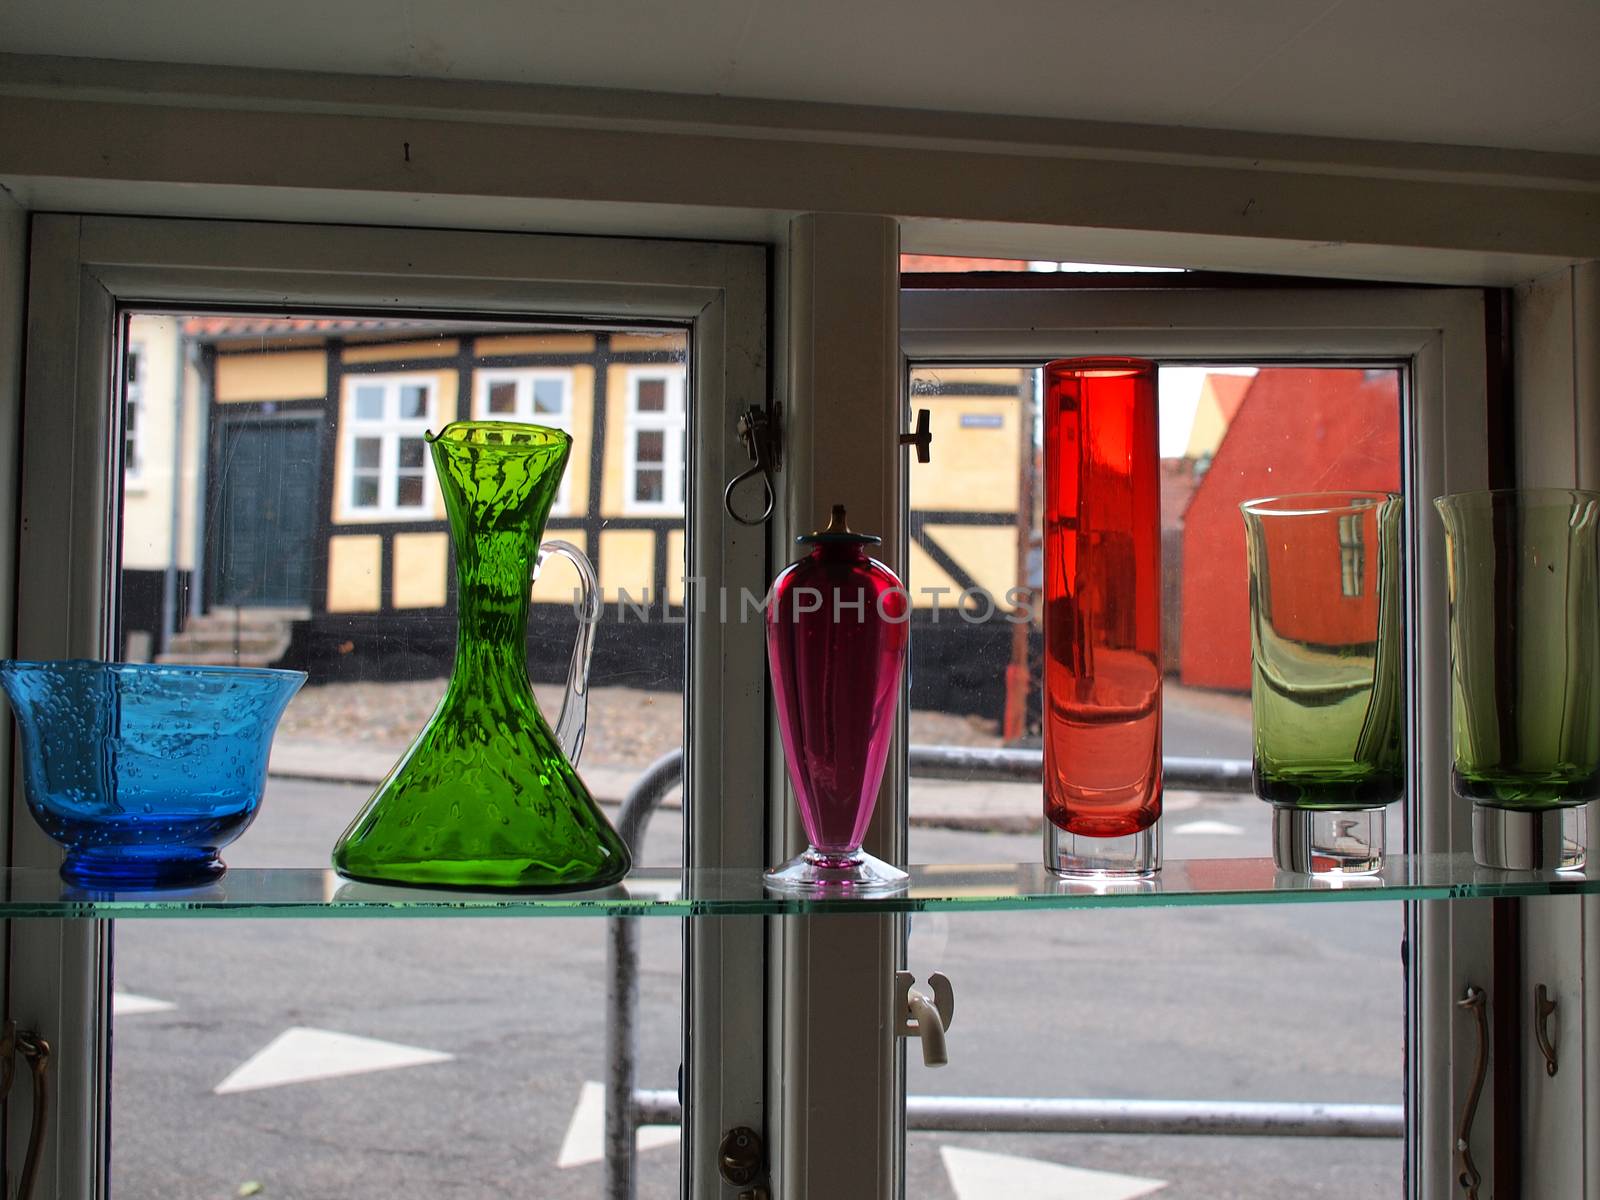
(0, 660, 305, 887)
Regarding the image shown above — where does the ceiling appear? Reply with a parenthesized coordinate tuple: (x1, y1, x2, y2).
(3, 0, 1598, 156)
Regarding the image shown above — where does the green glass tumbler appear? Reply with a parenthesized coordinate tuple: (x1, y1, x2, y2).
(1242, 492, 1404, 874)
(333, 421, 631, 891)
(1436, 488, 1600, 870)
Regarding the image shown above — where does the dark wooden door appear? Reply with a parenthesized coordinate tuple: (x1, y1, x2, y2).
(211, 418, 321, 607)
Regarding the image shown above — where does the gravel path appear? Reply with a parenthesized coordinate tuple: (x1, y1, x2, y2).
(278, 679, 1002, 768)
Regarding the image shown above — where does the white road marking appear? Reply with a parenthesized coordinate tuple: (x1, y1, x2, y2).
(557, 1080, 680, 1168)
(623, 878, 682, 901)
(1171, 819, 1245, 836)
(941, 1145, 1166, 1200)
(214, 1026, 452, 1095)
(113, 992, 176, 1016)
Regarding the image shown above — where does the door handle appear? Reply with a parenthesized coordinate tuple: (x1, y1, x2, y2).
(1455, 985, 1487, 1200)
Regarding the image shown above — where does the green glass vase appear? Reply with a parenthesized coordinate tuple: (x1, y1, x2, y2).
(1242, 492, 1405, 874)
(1436, 488, 1600, 869)
(332, 421, 631, 891)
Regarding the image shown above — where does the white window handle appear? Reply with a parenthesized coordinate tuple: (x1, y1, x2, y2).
(897, 971, 955, 1068)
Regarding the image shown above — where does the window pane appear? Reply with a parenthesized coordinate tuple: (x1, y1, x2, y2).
(399, 384, 428, 419)
(533, 378, 564, 414)
(636, 430, 665, 463)
(355, 385, 384, 420)
(395, 472, 424, 507)
(115, 313, 690, 1200)
(634, 468, 664, 502)
(902, 362, 1403, 1195)
(636, 378, 666, 411)
(487, 381, 516, 414)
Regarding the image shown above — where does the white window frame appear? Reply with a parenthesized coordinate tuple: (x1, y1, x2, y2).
(472, 367, 576, 513)
(622, 366, 686, 515)
(122, 338, 145, 485)
(10, 215, 769, 1200)
(6, 209, 1566, 1200)
(899, 282, 1492, 1200)
(338, 372, 438, 520)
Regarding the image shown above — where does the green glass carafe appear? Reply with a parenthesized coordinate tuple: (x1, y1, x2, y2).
(332, 421, 630, 891)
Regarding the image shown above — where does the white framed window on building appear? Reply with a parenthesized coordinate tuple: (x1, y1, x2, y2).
(340, 373, 438, 519)
(623, 366, 686, 514)
(123, 341, 145, 483)
(473, 367, 576, 512)
(13, 213, 769, 1200)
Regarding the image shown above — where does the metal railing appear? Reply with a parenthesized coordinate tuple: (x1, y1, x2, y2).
(602, 747, 1402, 1199)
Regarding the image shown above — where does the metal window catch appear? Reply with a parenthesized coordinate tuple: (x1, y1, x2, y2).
(1455, 985, 1487, 1200)
(723, 404, 781, 525)
(717, 1125, 768, 1199)
(897, 971, 955, 1067)
(0, 1020, 52, 1200)
(1534, 983, 1558, 1077)
(901, 408, 933, 463)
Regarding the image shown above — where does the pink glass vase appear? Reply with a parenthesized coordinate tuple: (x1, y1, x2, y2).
(1043, 358, 1163, 877)
(764, 505, 910, 895)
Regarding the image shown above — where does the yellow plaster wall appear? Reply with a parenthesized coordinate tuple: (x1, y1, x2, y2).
(342, 338, 459, 364)
(391, 532, 449, 609)
(599, 367, 632, 517)
(215, 350, 327, 402)
(326, 535, 382, 612)
(564, 366, 594, 515)
(908, 392, 1022, 514)
(175, 356, 203, 569)
(121, 315, 184, 570)
(907, 540, 958, 604)
(532, 529, 588, 609)
(215, 335, 323, 351)
(474, 333, 595, 356)
(556, 366, 594, 515)
(610, 332, 687, 354)
(666, 529, 687, 606)
(599, 529, 656, 603)
(1185, 390, 1230, 459)
(920, 524, 1022, 607)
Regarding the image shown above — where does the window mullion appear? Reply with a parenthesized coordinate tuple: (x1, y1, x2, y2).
(1509, 265, 1599, 1198)
(770, 212, 905, 1200)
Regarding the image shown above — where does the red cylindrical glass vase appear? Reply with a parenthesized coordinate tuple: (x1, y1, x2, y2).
(1042, 358, 1163, 876)
(764, 505, 910, 896)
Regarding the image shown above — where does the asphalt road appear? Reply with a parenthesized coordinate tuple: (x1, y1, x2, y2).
(111, 762, 1402, 1200)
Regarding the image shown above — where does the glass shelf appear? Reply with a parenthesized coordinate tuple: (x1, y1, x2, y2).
(2, 853, 1598, 918)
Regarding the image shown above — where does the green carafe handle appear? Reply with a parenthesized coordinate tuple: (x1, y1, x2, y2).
(534, 539, 598, 764)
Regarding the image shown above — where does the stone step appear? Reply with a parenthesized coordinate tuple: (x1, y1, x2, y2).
(161, 605, 302, 668)
(181, 613, 305, 635)
(156, 650, 285, 668)
(166, 631, 289, 655)
(204, 606, 312, 621)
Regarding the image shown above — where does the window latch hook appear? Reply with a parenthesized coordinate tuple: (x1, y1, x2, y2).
(724, 403, 781, 526)
(900, 407, 933, 463)
(0, 1019, 52, 1200)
